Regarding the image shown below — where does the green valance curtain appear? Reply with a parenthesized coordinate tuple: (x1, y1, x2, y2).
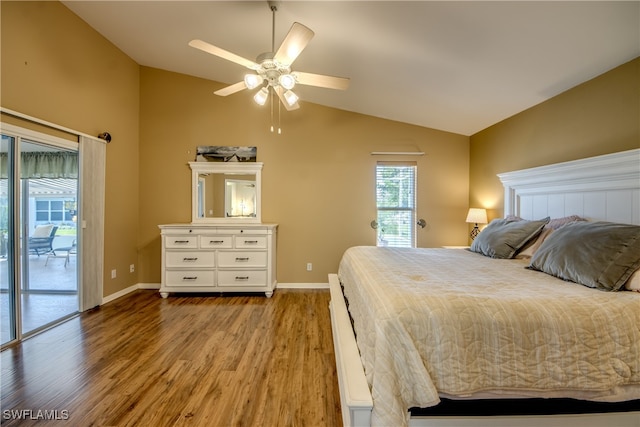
(0, 151, 78, 179)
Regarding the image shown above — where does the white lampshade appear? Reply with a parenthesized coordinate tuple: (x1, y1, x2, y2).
(465, 208, 488, 224)
(244, 74, 263, 90)
(283, 90, 299, 106)
(253, 87, 269, 106)
(278, 74, 296, 90)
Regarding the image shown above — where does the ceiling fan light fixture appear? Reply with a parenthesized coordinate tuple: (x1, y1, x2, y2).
(189, 2, 349, 125)
(244, 73, 263, 89)
(254, 87, 270, 106)
(284, 89, 299, 106)
(278, 73, 296, 90)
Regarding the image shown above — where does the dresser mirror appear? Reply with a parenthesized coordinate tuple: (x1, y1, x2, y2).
(189, 162, 262, 223)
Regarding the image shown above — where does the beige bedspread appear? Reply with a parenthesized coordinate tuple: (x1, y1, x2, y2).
(338, 246, 640, 427)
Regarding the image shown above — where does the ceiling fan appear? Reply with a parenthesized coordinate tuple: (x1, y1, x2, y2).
(188, 1, 349, 112)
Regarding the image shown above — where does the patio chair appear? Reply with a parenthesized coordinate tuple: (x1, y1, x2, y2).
(28, 225, 58, 256)
(46, 239, 77, 267)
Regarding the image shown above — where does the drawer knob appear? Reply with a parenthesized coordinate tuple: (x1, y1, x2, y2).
(174, 240, 190, 244)
(210, 240, 224, 244)
(182, 276, 198, 280)
(235, 257, 250, 262)
(235, 276, 249, 281)
(244, 240, 259, 244)
(183, 257, 198, 261)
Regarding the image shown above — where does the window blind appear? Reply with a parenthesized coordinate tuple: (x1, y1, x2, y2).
(375, 162, 416, 248)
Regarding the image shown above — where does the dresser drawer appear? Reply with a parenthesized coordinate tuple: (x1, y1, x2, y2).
(166, 251, 214, 268)
(225, 228, 269, 235)
(165, 270, 214, 287)
(200, 235, 233, 249)
(165, 236, 198, 249)
(218, 270, 267, 287)
(234, 236, 267, 249)
(218, 251, 267, 268)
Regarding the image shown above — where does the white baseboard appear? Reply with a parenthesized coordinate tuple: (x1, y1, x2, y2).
(101, 282, 160, 304)
(101, 282, 326, 305)
(102, 284, 139, 304)
(138, 282, 160, 290)
(277, 283, 329, 289)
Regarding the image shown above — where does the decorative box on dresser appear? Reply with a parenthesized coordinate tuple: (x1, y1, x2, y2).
(158, 223, 277, 298)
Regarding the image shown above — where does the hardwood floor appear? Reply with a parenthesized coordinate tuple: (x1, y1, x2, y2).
(1, 289, 343, 426)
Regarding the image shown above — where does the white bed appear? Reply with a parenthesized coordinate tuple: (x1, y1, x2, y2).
(329, 149, 640, 427)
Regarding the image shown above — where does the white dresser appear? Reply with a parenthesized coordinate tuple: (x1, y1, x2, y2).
(158, 223, 277, 298)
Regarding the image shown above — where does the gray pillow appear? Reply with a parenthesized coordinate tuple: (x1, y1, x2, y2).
(470, 217, 550, 259)
(528, 221, 640, 291)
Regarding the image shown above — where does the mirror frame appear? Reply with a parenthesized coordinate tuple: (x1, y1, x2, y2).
(189, 161, 263, 224)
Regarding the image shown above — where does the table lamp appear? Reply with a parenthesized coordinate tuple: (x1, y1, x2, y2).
(466, 208, 488, 240)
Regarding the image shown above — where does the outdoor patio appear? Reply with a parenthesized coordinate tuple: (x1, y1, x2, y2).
(1, 236, 78, 342)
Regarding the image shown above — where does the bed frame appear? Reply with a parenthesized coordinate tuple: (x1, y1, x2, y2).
(329, 149, 640, 427)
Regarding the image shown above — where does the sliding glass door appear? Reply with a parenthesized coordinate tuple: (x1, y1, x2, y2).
(1, 129, 79, 347)
(1, 134, 17, 344)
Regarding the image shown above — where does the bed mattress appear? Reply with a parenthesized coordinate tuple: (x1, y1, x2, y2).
(338, 246, 640, 427)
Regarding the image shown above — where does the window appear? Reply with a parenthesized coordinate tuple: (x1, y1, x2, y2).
(34, 198, 75, 223)
(35, 200, 50, 221)
(375, 162, 417, 247)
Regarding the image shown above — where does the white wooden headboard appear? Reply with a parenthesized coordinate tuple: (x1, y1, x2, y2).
(498, 149, 640, 225)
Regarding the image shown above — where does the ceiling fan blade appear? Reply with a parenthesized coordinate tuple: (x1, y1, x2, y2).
(189, 39, 259, 70)
(292, 71, 350, 90)
(274, 86, 300, 111)
(214, 81, 248, 96)
(274, 22, 314, 66)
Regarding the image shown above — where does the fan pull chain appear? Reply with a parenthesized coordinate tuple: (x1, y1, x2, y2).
(278, 97, 282, 134)
(270, 88, 274, 133)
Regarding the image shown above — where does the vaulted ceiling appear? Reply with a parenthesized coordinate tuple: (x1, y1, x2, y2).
(62, 1, 639, 136)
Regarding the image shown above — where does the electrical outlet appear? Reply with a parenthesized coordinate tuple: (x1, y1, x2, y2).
(306, 263, 313, 271)
(111, 269, 117, 279)
(130, 264, 135, 273)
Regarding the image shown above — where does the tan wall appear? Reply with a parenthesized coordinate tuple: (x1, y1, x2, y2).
(469, 58, 640, 221)
(138, 67, 470, 284)
(1, 1, 140, 297)
(5, 1, 636, 290)
(6, 2, 635, 292)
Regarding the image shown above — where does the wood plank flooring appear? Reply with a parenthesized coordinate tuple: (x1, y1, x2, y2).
(1, 289, 343, 426)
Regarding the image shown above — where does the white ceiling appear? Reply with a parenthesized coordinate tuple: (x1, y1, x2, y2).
(61, 1, 639, 136)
